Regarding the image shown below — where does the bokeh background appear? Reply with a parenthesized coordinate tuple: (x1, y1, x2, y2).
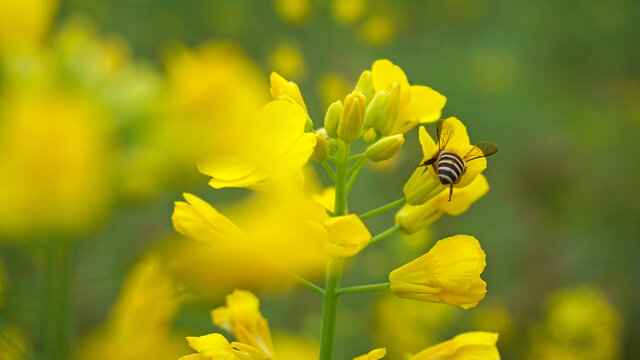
(1, 0, 639, 359)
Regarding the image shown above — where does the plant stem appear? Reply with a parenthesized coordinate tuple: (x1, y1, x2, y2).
(349, 153, 366, 162)
(336, 282, 390, 296)
(44, 239, 73, 360)
(321, 161, 336, 182)
(288, 272, 325, 296)
(369, 225, 402, 246)
(319, 141, 350, 360)
(359, 197, 406, 220)
(346, 158, 367, 194)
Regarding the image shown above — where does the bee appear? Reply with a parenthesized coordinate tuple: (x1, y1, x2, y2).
(417, 119, 499, 201)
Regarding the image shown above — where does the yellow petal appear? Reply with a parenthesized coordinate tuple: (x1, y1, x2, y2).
(172, 193, 245, 243)
(354, 348, 387, 360)
(323, 214, 371, 256)
(371, 59, 411, 107)
(439, 175, 489, 215)
(409, 332, 499, 360)
(389, 235, 487, 309)
(418, 126, 438, 161)
(270, 72, 307, 112)
(404, 85, 446, 124)
(312, 187, 335, 213)
(440, 117, 470, 154)
(186, 334, 240, 360)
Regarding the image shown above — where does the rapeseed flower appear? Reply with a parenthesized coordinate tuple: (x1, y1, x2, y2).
(389, 235, 487, 309)
(409, 332, 500, 360)
(273, 0, 310, 25)
(0, 0, 57, 50)
(397, 175, 489, 233)
(269, 43, 306, 80)
(403, 118, 489, 205)
(370, 59, 446, 135)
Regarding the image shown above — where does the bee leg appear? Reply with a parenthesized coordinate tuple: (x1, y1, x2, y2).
(448, 183, 454, 201)
(416, 157, 436, 174)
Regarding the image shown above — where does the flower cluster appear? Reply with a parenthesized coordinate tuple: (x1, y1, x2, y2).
(173, 59, 500, 359)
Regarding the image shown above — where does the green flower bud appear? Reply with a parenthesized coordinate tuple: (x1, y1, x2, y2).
(324, 100, 343, 138)
(375, 83, 401, 135)
(362, 128, 378, 143)
(355, 70, 374, 105)
(365, 134, 404, 162)
(311, 129, 330, 162)
(338, 91, 366, 143)
(364, 91, 390, 129)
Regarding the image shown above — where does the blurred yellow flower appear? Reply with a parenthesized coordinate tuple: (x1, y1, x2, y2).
(317, 72, 351, 109)
(77, 254, 185, 360)
(197, 100, 316, 189)
(397, 175, 489, 234)
(389, 235, 487, 309)
(271, 332, 319, 360)
(181, 333, 266, 360)
(331, 0, 367, 24)
(404, 118, 488, 205)
(473, 304, 515, 348)
(269, 43, 306, 80)
(0, 89, 115, 238)
(370, 59, 446, 135)
(169, 190, 329, 293)
(322, 214, 371, 257)
(211, 290, 275, 359)
(173, 193, 246, 243)
(273, 0, 311, 24)
(0, 325, 30, 360)
(409, 332, 500, 360)
(526, 285, 621, 360)
(374, 294, 458, 359)
(312, 187, 336, 213)
(354, 348, 386, 360)
(360, 15, 396, 46)
(0, 0, 57, 50)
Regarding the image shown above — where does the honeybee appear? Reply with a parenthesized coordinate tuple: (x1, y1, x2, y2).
(417, 119, 499, 201)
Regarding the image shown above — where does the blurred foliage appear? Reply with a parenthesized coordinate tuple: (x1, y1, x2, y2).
(0, 0, 639, 359)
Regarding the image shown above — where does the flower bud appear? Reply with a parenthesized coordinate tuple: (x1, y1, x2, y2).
(375, 83, 400, 135)
(311, 130, 330, 162)
(389, 235, 487, 309)
(354, 70, 374, 105)
(362, 128, 378, 143)
(324, 100, 342, 138)
(338, 90, 366, 143)
(363, 91, 389, 129)
(403, 168, 445, 205)
(365, 134, 404, 162)
(270, 72, 307, 112)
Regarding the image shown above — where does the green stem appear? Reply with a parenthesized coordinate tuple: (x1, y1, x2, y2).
(349, 153, 366, 162)
(288, 273, 325, 296)
(346, 158, 366, 194)
(369, 225, 402, 246)
(359, 197, 406, 220)
(337, 282, 390, 296)
(319, 141, 350, 360)
(321, 161, 336, 182)
(44, 239, 73, 360)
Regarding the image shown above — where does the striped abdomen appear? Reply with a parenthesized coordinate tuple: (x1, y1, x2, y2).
(437, 151, 466, 184)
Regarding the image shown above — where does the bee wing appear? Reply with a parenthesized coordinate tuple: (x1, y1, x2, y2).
(463, 141, 499, 162)
(437, 119, 455, 151)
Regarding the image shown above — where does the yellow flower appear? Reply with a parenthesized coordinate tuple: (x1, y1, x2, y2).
(317, 72, 351, 109)
(370, 59, 446, 134)
(181, 333, 267, 360)
(211, 290, 275, 359)
(360, 15, 396, 46)
(354, 348, 387, 360)
(0, 0, 57, 50)
(269, 43, 306, 80)
(322, 214, 372, 257)
(77, 254, 185, 360)
(389, 235, 487, 309)
(403, 118, 488, 205)
(169, 191, 328, 291)
(271, 332, 319, 360)
(197, 100, 316, 189)
(273, 0, 310, 25)
(312, 187, 336, 213)
(331, 0, 366, 24)
(397, 175, 489, 234)
(0, 88, 115, 237)
(526, 285, 621, 360)
(409, 332, 500, 360)
(172, 193, 246, 243)
(270, 72, 308, 113)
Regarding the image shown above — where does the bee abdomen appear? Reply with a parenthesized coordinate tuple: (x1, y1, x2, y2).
(437, 152, 465, 184)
